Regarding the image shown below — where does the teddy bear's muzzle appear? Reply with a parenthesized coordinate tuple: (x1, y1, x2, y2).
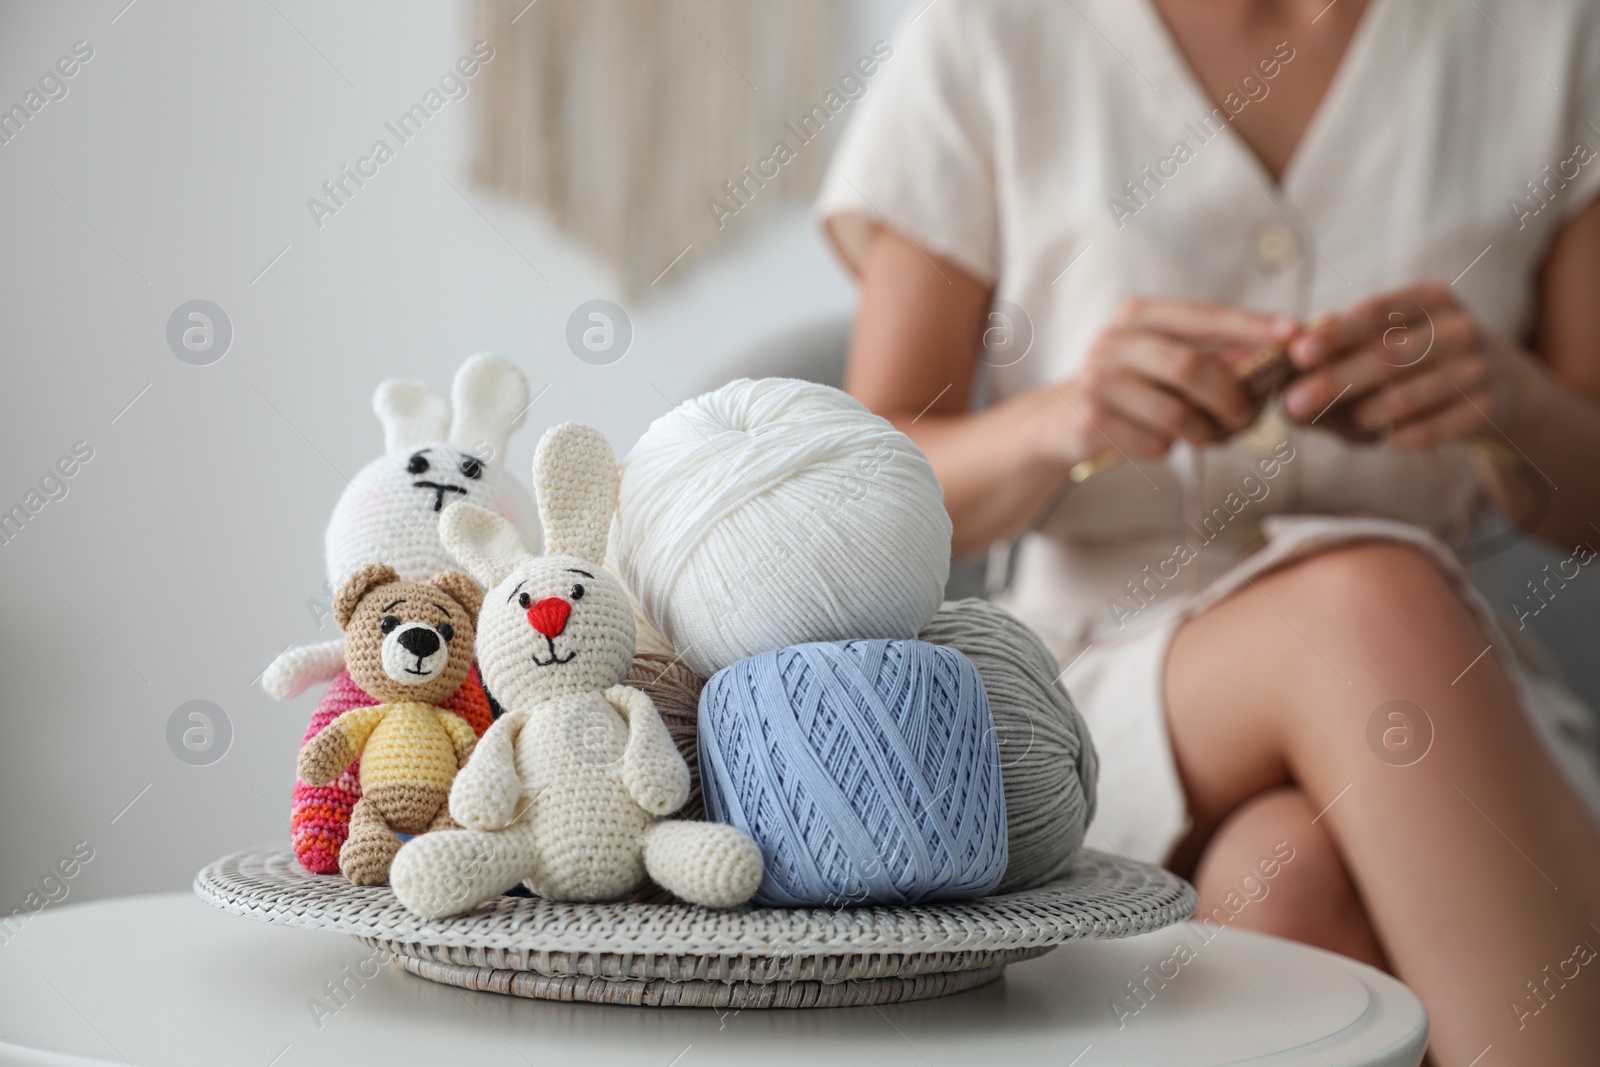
(397, 626, 441, 658)
(382, 623, 451, 684)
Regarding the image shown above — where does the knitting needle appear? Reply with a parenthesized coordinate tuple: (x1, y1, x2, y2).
(1067, 355, 1523, 484)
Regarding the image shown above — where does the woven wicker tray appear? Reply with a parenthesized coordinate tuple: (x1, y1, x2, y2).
(195, 844, 1195, 1008)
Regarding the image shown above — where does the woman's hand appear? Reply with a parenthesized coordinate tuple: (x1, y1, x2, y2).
(1053, 297, 1297, 462)
(1283, 283, 1537, 448)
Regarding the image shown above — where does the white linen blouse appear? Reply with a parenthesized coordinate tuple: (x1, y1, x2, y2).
(816, 0, 1600, 861)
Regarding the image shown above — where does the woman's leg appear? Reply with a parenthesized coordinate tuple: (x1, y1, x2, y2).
(1165, 541, 1600, 1066)
(1191, 786, 1387, 969)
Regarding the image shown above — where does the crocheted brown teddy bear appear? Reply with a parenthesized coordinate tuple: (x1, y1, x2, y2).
(296, 563, 484, 885)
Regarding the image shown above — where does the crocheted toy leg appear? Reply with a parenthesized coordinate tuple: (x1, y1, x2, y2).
(390, 821, 540, 919)
(641, 820, 763, 909)
(365, 783, 450, 836)
(341, 796, 402, 886)
(427, 803, 461, 832)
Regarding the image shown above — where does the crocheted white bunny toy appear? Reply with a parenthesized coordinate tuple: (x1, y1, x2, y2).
(389, 422, 763, 917)
(260, 354, 540, 700)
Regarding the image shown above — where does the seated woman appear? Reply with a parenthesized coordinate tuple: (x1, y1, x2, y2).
(817, 0, 1600, 1061)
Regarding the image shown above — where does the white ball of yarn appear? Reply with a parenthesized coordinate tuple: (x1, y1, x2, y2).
(615, 378, 953, 678)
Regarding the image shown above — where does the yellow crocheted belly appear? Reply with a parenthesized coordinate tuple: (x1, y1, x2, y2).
(359, 702, 459, 790)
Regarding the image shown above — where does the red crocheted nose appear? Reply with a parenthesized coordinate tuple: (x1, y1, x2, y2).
(526, 597, 571, 638)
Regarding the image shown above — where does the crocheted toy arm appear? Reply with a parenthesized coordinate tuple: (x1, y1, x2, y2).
(261, 639, 346, 700)
(604, 685, 690, 816)
(434, 709, 479, 769)
(297, 704, 387, 785)
(448, 706, 532, 831)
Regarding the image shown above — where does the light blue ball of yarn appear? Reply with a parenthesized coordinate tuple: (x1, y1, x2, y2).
(698, 639, 1008, 907)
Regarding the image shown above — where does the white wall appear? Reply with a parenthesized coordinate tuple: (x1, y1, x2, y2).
(0, 0, 910, 909)
(6, 0, 1591, 916)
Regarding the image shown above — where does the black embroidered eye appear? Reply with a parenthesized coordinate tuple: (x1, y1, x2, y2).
(437, 622, 454, 642)
(518, 592, 532, 609)
(570, 584, 585, 600)
(459, 457, 482, 479)
(380, 615, 400, 633)
(406, 453, 428, 474)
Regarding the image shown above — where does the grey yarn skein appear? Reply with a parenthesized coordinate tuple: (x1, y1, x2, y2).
(919, 599, 1099, 893)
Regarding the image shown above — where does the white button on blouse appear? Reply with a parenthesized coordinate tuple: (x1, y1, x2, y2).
(1253, 222, 1297, 270)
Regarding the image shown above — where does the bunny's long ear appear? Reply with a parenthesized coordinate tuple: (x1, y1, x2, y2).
(439, 502, 529, 588)
(449, 354, 530, 463)
(533, 422, 618, 563)
(374, 381, 450, 455)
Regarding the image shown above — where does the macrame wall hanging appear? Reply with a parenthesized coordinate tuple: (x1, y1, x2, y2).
(473, 0, 837, 294)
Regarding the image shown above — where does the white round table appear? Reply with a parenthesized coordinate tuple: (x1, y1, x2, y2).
(0, 894, 1426, 1066)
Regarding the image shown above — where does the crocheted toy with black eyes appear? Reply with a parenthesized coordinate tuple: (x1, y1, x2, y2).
(265, 354, 540, 874)
(297, 563, 484, 885)
(264, 354, 540, 700)
(389, 423, 763, 917)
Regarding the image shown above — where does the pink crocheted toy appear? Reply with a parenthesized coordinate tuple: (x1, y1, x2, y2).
(265, 355, 540, 874)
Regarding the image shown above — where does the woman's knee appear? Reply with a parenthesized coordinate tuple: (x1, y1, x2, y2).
(1194, 789, 1312, 921)
(1256, 540, 1522, 759)
(1173, 541, 1478, 711)
(1194, 788, 1365, 946)
(1257, 540, 1473, 634)
(1165, 540, 1501, 854)
(1253, 540, 1503, 699)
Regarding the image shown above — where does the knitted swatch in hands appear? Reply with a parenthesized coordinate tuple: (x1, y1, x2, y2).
(389, 422, 763, 919)
(296, 563, 485, 885)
